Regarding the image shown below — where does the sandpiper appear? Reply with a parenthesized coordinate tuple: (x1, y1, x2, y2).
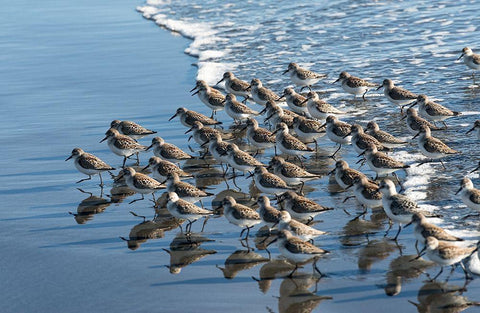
(403, 108, 443, 135)
(221, 144, 263, 173)
(271, 230, 329, 277)
(220, 196, 261, 239)
(292, 115, 326, 146)
(223, 93, 259, 123)
(147, 136, 193, 163)
(282, 62, 327, 91)
(249, 166, 295, 195)
(110, 120, 157, 140)
(347, 176, 382, 217)
(244, 118, 276, 151)
(409, 94, 460, 128)
(165, 192, 213, 232)
(216, 71, 251, 102)
(142, 156, 192, 182)
(348, 124, 389, 154)
(66, 148, 115, 186)
(249, 78, 281, 106)
(328, 160, 367, 190)
(379, 179, 420, 240)
(377, 79, 417, 112)
(304, 91, 344, 120)
(185, 121, 224, 146)
(418, 236, 477, 281)
(256, 195, 282, 228)
(277, 191, 333, 222)
(121, 167, 165, 204)
(322, 115, 352, 158)
(278, 87, 308, 115)
(413, 125, 459, 168)
(190, 80, 225, 117)
(204, 132, 230, 165)
(169, 107, 222, 128)
(277, 211, 326, 241)
(100, 128, 147, 168)
(268, 156, 320, 189)
(466, 120, 480, 139)
(273, 122, 315, 159)
(265, 105, 296, 128)
(407, 213, 463, 251)
(455, 177, 480, 213)
(458, 47, 480, 83)
(333, 71, 378, 100)
(359, 143, 409, 180)
(164, 172, 213, 204)
(365, 121, 407, 148)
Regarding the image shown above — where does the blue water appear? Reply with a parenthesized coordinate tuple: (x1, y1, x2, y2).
(2, 0, 480, 312)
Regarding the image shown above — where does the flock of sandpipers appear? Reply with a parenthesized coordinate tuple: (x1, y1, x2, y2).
(66, 46, 480, 282)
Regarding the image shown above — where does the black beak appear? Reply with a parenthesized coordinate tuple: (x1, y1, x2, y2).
(266, 237, 278, 247)
(376, 85, 383, 91)
(300, 98, 308, 105)
(345, 184, 354, 190)
(327, 168, 335, 176)
(471, 165, 480, 173)
(357, 151, 366, 157)
(320, 123, 326, 128)
(276, 95, 285, 101)
(466, 127, 476, 135)
(409, 101, 418, 108)
(333, 78, 340, 84)
(189, 85, 198, 93)
(412, 132, 420, 140)
(185, 127, 194, 134)
(191, 90, 200, 96)
(282, 69, 289, 75)
(200, 141, 209, 148)
(142, 164, 150, 171)
(400, 114, 407, 121)
(246, 172, 254, 178)
(343, 132, 352, 139)
(216, 77, 224, 85)
(100, 136, 108, 143)
(265, 114, 274, 122)
(455, 186, 463, 195)
(65, 155, 73, 161)
(245, 85, 251, 91)
(457, 53, 465, 61)
(168, 113, 178, 121)
(145, 144, 153, 151)
(259, 107, 267, 115)
(271, 128, 279, 135)
(404, 220, 413, 228)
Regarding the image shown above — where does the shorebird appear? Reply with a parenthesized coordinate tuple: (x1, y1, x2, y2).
(121, 167, 165, 204)
(346, 176, 382, 217)
(409, 94, 460, 128)
(333, 71, 378, 100)
(146, 136, 193, 163)
(244, 118, 276, 151)
(322, 115, 352, 158)
(359, 143, 409, 181)
(328, 160, 367, 190)
(169, 107, 222, 128)
(66, 148, 115, 186)
(110, 120, 156, 140)
(268, 156, 320, 190)
(292, 115, 326, 148)
(455, 177, 480, 214)
(379, 179, 420, 240)
(348, 124, 389, 154)
(413, 125, 459, 168)
(248, 78, 281, 106)
(190, 80, 225, 117)
(221, 144, 264, 174)
(270, 230, 329, 277)
(406, 212, 463, 252)
(278, 211, 326, 240)
(377, 79, 417, 112)
(458, 47, 480, 83)
(365, 121, 407, 148)
(249, 166, 295, 195)
(466, 120, 480, 139)
(265, 105, 296, 128)
(100, 128, 147, 168)
(203, 132, 230, 165)
(273, 122, 315, 162)
(143, 156, 192, 182)
(164, 172, 213, 204)
(185, 121, 224, 146)
(256, 195, 282, 229)
(278, 87, 309, 115)
(223, 93, 259, 123)
(216, 71, 251, 102)
(282, 62, 327, 91)
(304, 91, 344, 120)
(403, 107, 443, 135)
(219, 196, 261, 239)
(165, 192, 213, 232)
(417, 236, 477, 281)
(277, 191, 333, 223)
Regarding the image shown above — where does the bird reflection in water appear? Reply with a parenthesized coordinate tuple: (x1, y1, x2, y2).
(357, 238, 398, 273)
(339, 209, 386, 247)
(163, 232, 216, 274)
(382, 254, 435, 296)
(409, 281, 480, 313)
(252, 258, 297, 293)
(217, 249, 269, 279)
(69, 188, 111, 224)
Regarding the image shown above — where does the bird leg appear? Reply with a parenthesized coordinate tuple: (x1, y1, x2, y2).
(329, 144, 342, 159)
(432, 266, 444, 281)
(99, 173, 104, 187)
(76, 175, 92, 184)
(287, 264, 299, 278)
(129, 194, 145, 204)
(392, 225, 402, 241)
(201, 216, 209, 232)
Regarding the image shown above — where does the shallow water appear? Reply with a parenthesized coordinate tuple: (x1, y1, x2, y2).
(2, 0, 480, 312)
